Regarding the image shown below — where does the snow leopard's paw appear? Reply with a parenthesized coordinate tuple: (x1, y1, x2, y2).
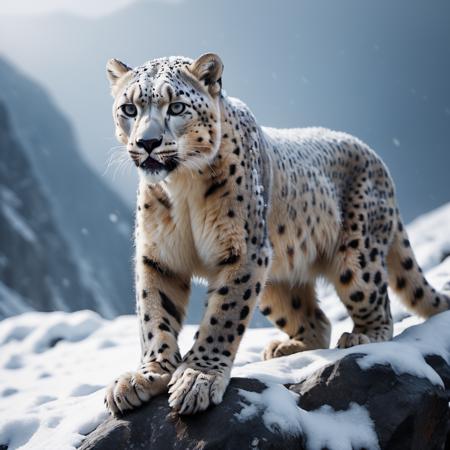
(336, 332, 370, 349)
(104, 362, 171, 416)
(263, 338, 310, 360)
(167, 363, 230, 415)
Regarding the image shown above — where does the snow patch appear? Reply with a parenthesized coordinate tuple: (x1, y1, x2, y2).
(236, 385, 379, 449)
(0, 310, 104, 358)
(236, 384, 302, 436)
(300, 403, 379, 450)
(356, 341, 443, 386)
(407, 202, 450, 271)
(0, 416, 40, 449)
(70, 384, 103, 397)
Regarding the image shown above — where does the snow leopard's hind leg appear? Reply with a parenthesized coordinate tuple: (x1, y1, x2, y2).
(329, 171, 395, 348)
(331, 239, 394, 348)
(260, 281, 331, 360)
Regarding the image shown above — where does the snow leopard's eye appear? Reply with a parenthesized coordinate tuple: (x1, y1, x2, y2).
(121, 103, 137, 118)
(167, 102, 186, 116)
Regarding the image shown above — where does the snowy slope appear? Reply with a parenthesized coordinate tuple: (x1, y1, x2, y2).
(0, 203, 449, 450)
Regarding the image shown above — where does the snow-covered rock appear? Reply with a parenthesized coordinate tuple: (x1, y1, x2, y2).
(79, 312, 450, 450)
(0, 202, 449, 449)
(80, 333, 450, 450)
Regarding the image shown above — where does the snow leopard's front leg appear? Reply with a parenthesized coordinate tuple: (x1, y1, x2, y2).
(105, 252, 190, 414)
(105, 187, 191, 416)
(105, 248, 190, 416)
(168, 244, 271, 415)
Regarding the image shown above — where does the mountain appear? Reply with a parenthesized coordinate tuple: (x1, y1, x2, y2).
(0, 59, 134, 318)
(0, 101, 99, 317)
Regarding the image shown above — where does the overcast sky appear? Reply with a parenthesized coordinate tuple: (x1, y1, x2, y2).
(0, 0, 180, 18)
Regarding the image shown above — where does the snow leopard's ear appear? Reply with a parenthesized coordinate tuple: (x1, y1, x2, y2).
(189, 53, 223, 96)
(106, 59, 132, 96)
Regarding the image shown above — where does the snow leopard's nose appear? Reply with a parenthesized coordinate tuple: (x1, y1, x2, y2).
(136, 137, 162, 154)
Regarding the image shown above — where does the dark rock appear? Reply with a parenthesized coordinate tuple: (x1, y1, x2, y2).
(80, 378, 303, 450)
(81, 354, 450, 450)
(292, 353, 449, 450)
(426, 355, 450, 450)
(440, 251, 450, 264)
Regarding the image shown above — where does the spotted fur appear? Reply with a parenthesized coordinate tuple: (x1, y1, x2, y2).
(104, 53, 450, 416)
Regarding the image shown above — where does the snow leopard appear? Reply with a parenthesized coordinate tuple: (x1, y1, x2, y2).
(104, 53, 450, 416)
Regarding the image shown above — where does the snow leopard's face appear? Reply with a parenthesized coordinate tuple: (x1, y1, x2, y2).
(106, 54, 223, 184)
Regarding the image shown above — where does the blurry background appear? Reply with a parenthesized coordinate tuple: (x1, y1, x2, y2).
(0, 0, 449, 323)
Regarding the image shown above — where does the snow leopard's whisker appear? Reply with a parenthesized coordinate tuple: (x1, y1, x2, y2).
(104, 147, 128, 177)
(110, 153, 132, 180)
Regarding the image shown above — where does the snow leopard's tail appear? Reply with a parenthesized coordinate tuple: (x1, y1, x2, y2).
(386, 214, 450, 318)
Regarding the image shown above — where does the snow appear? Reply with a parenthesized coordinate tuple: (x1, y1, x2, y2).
(0, 310, 104, 354)
(0, 203, 450, 449)
(236, 386, 379, 449)
(108, 213, 118, 223)
(232, 311, 450, 388)
(236, 384, 303, 436)
(407, 202, 450, 271)
(299, 403, 379, 450)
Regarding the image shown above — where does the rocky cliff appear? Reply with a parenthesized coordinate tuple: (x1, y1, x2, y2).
(0, 59, 134, 317)
(0, 102, 99, 316)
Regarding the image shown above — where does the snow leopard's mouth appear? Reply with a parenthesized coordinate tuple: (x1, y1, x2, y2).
(139, 156, 166, 172)
(139, 156, 178, 174)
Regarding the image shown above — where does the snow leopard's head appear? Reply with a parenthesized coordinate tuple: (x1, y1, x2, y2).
(106, 53, 223, 184)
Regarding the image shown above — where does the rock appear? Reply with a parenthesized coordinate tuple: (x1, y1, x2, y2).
(292, 353, 449, 450)
(81, 355, 450, 450)
(80, 378, 303, 450)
